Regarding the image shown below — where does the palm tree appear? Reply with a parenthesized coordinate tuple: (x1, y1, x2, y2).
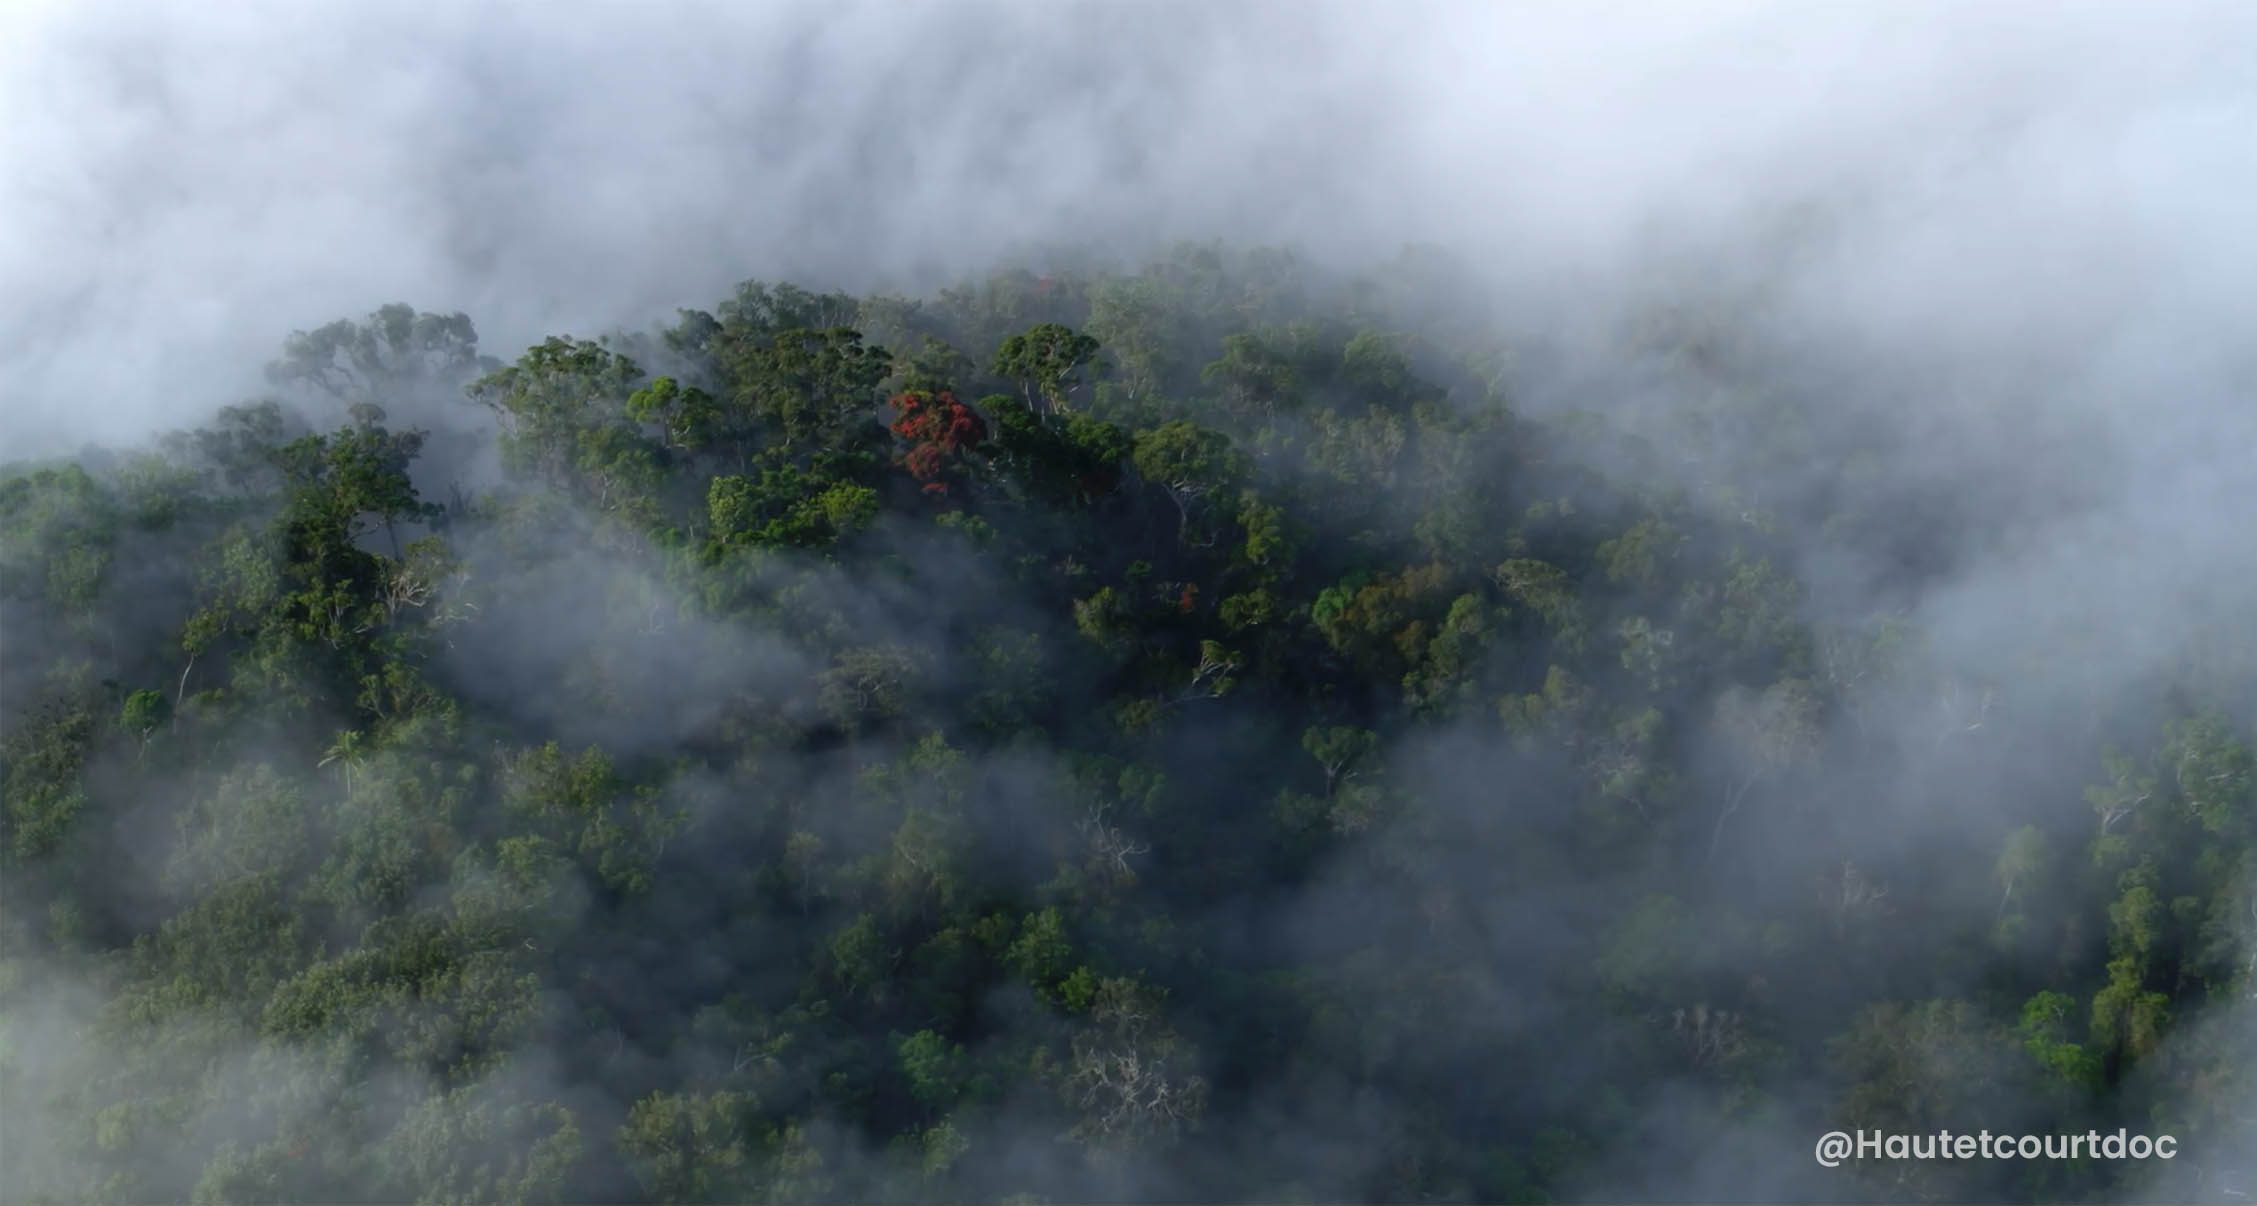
(319, 729, 368, 794)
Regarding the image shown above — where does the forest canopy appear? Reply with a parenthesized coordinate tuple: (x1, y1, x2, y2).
(3, 244, 2255, 1203)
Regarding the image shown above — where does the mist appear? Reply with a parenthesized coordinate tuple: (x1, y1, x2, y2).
(6, 0, 2257, 1202)
(5, 0, 2242, 444)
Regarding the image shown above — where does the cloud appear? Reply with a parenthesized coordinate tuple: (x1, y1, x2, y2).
(7, 0, 2249, 450)
(9, 1, 2257, 1197)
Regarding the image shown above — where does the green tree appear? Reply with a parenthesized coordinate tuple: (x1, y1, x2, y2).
(320, 729, 369, 794)
(1131, 421, 1249, 546)
(267, 303, 491, 404)
(724, 326, 892, 453)
(618, 1090, 767, 1204)
(119, 689, 169, 757)
(1995, 824, 2048, 920)
(993, 322, 1101, 416)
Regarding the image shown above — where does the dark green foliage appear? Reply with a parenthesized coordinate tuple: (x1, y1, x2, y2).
(4, 244, 2251, 1205)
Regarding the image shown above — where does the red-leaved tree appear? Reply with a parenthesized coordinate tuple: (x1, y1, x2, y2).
(889, 390, 989, 496)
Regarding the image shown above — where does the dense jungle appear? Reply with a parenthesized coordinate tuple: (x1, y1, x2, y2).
(4, 242, 2255, 1203)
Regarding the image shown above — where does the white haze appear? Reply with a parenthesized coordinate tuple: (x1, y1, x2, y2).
(6, 0, 2257, 1197)
(4, 0, 2249, 450)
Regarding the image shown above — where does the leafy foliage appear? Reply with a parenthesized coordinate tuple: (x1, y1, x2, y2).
(4, 243, 2252, 1204)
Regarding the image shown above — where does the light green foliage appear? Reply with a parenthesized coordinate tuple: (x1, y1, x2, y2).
(897, 1030, 972, 1108)
(723, 326, 892, 451)
(2017, 991, 2102, 1095)
(1006, 907, 1075, 1004)
(1217, 587, 1278, 631)
(381, 1079, 585, 1206)
(2, 694, 98, 861)
(167, 763, 316, 895)
(628, 375, 726, 451)
(1995, 824, 2048, 919)
(1597, 516, 1683, 591)
(1086, 276, 1186, 399)
(993, 323, 1101, 413)
(7, 250, 2253, 1205)
(1339, 329, 1417, 403)
(267, 303, 491, 402)
(1302, 725, 1376, 796)
(471, 337, 648, 488)
(1308, 405, 1406, 492)
(501, 743, 684, 896)
(1202, 330, 1303, 417)
(0, 463, 118, 621)
(1073, 586, 1137, 650)
(617, 1090, 767, 1204)
(1131, 420, 1249, 544)
(1700, 555, 1808, 671)
(709, 465, 880, 551)
(1499, 665, 1595, 750)
(2164, 711, 2254, 835)
(1593, 895, 1695, 1003)
(829, 913, 893, 1005)
(1494, 558, 1584, 652)
(1235, 489, 1292, 570)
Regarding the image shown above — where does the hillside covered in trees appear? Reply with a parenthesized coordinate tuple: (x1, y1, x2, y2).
(4, 243, 2255, 1203)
